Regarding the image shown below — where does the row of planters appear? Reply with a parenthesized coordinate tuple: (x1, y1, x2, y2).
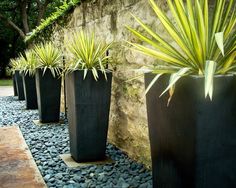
(10, 0, 236, 187)
(10, 31, 113, 163)
(11, 43, 62, 123)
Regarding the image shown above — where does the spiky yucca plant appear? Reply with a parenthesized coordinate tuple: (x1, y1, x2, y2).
(10, 58, 23, 74)
(65, 30, 112, 81)
(127, 0, 236, 100)
(34, 42, 63, 77)
(19, 50, 38, 76)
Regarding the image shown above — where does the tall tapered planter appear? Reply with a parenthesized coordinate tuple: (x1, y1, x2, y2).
(15, 71, 25, 100)
(22, 73, 38, 109)
(145, 74, 236, 188)
(35, 69, 61, 123)
(13, 75, 18, 96)
(66, 70, 112, 162)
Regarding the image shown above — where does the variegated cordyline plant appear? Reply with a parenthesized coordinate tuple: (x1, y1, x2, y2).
(34, 42, 63, 77)
(65, 30, 113, 81)
(19, 50, 38, 76)
(127, 0, 236, 100)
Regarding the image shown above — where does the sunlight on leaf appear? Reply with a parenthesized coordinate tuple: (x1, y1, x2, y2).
(215, 32, 225, 56)
(65, 30, 113, 80)
(144, 73, 163, 96)
(160, 67, 190, 97)
(127, 0, 236, 100)
(205, 60, 216, 100)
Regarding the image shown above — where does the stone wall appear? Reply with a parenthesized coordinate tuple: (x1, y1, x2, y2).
(51, 0, 169, 168)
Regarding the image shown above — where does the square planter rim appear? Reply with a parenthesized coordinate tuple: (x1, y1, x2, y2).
(144, 73, 235, 79)
(66, 69, 112, 73)
(66, 69, 112, 79)
(21, 72, 35, 77)
(36, 68, 62, 78)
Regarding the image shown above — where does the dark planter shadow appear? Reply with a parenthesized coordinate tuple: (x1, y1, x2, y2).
(66, 70, 112, 162)
(35, 68, 61, 123)
(22, 73, 38, 109)
(13, 75, 18, 96)
(145, 74, 236, 188)
(14, 71, 25, 100)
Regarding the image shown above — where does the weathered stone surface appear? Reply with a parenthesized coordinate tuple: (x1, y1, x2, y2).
(49, 0, 171, 167)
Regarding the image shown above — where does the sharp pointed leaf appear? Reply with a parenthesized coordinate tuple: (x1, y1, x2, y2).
(205, 60, 216, 99)
(144, 73, 163, 96)
(167, 85, 175, 107)
(160, 67, 190, 97)
(215, 32, 225, 56)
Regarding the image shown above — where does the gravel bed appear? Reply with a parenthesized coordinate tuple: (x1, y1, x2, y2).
(0, 96, 152, 188)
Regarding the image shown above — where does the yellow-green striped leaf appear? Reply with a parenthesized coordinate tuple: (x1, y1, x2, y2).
(205, 60, 216, 100)
(144, 73, 163, 96)
(215, 32, 225, 56)
(160, 67, 190, 97)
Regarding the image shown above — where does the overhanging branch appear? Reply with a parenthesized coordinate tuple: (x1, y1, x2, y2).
(0, 13, 26, 38)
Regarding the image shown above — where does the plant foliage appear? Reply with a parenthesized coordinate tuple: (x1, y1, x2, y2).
(127, 0, 236, 100)
(25, 0, 81, 43)
(34, 42, 63, 77)
(10, 58, 22, 74)
(19, 50, 38, 76)
(65, 30, 113, 80)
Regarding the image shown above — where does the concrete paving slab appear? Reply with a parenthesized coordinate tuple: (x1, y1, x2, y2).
(60, 154, 114, 168)
(0, 86, 13, 96)
(0, 126, 46, 188)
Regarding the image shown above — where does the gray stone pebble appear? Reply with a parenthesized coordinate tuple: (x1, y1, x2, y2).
(0, 96, 152, 187)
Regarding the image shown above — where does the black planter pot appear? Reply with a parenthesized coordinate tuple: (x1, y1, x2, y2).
(145, 74, 236, 188)
(35, 68, 61, 123)
(66, 70, 112, 162)
(22, 73, 38, 109)
(13, 75, 18, 96)
(15, 71, 25, 100)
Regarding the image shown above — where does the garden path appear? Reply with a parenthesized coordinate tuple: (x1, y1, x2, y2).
(0, 86, 13, 96)
(0, 126, 46, 187)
